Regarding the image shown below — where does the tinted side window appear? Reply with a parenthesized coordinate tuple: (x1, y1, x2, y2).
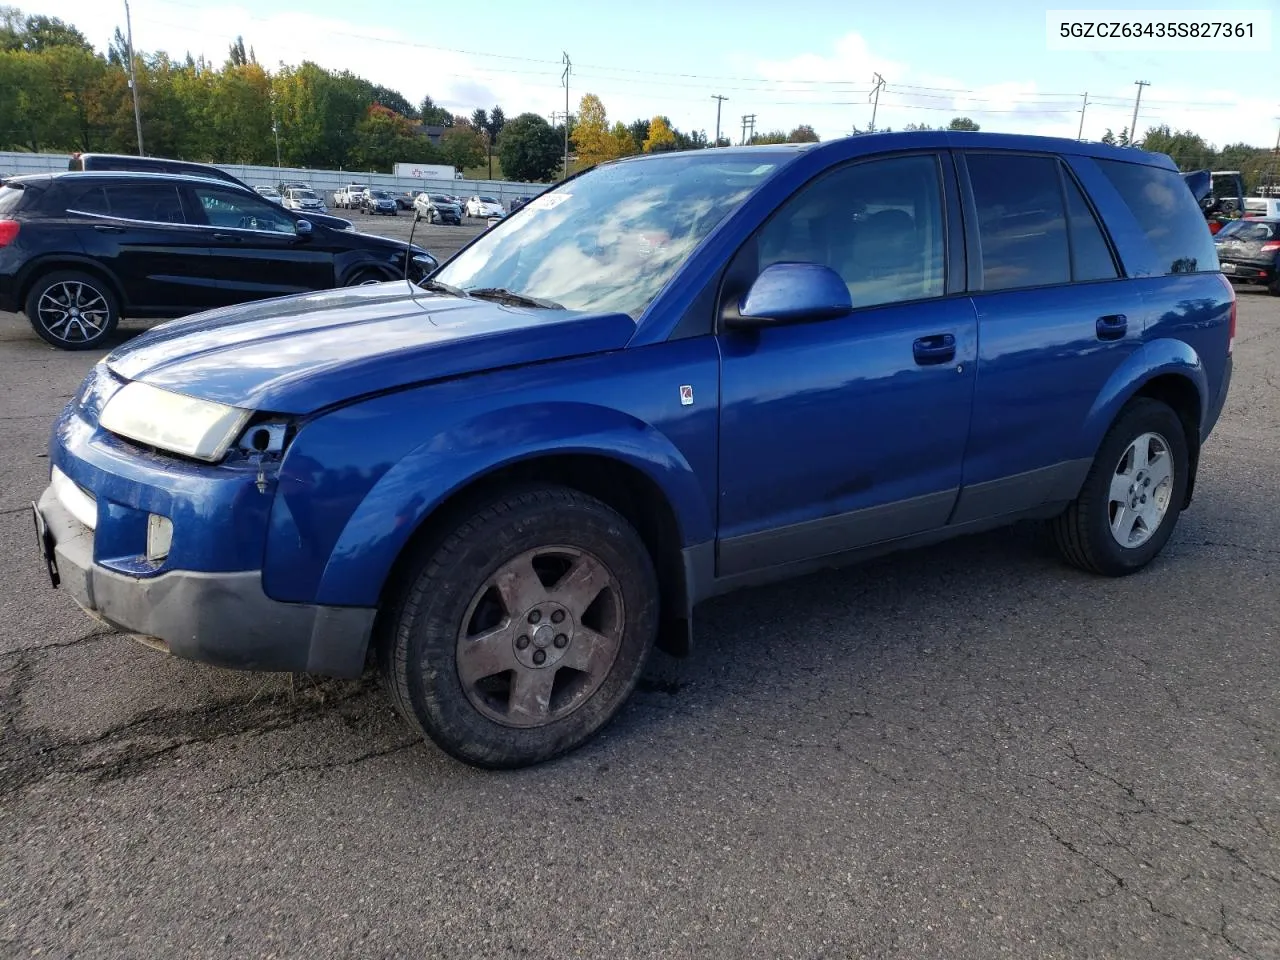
(753, 153, 946, 308)
(966, 153, 1069, 291)
(191, 186, 296, 234)
(102, 184, 187, 224)
(1095, 159, 1219, 275)
(1063, 171, 1118, 282)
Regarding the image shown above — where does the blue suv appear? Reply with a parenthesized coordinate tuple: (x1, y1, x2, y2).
(33, 132, 1234, 768)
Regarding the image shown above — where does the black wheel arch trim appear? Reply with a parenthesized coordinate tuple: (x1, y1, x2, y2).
(17, 255, 128, 312)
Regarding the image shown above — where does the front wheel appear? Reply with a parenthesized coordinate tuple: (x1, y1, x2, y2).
(24, 270, 120, 350)
(377, 485, 660, 769)
(1051, 398, 1189, 576)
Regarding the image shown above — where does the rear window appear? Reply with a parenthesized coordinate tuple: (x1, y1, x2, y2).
(0, 184, 27, 214)
(1216, 220, 1278, 241)
(1095, 159, 1219, 275)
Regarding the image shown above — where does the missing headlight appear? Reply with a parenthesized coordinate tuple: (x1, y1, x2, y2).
(238, 421, 289, 454)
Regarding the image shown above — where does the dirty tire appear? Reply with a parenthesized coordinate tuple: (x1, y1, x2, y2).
(1051, 397, 1189, 576)
(25, 269, 120, 350)
(377, 485, 660, 769)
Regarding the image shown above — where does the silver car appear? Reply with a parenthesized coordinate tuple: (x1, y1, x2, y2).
(283, 188, 328, 214)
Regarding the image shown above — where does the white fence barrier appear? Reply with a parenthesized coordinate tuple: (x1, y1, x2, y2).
(0, 152, 551, 207)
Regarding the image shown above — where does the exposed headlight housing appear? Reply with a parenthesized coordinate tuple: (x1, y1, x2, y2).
(99, 381, 252, 462)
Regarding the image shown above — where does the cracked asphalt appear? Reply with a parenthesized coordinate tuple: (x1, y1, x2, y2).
(0, 263, 1277, 958)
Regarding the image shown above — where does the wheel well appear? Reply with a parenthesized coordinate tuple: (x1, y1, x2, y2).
(1132, 373, 1202, 506)
(19, 260, 125, 312)
(379, 454, 691, 656)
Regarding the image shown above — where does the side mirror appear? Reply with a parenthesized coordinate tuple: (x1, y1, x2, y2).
(295, 218, 313, 238)
(411, 252, 439, 278)
(726, 262, 852, 330)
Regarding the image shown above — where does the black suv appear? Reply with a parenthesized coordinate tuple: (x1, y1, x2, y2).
(0, 172, 437, 350)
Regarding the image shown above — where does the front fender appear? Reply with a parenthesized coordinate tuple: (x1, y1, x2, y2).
(1082, 337, 1207, 454)
(311, 402, 711, 607)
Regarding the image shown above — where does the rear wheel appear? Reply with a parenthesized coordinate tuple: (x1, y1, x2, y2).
(377, 485, 660, 768)
(24, 270, 119, 350)
(1051, 398, 1189, 576)
(1268, 275, 1280, 296)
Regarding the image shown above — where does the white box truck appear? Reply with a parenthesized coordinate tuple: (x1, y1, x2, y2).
(393, 163, 460, 180)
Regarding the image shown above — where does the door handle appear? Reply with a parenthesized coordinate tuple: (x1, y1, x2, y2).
(913, 333, 957, 366)
(1096, 314, 1128, 340)
(93, 224, 124, 233)
(212, 232, 241, 242)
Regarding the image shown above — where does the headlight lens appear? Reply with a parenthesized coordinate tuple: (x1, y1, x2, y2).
(99, 381, 252, 462)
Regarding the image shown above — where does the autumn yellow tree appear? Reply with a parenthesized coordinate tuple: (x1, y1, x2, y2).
(610, 121, 636, 157)
(574, 92, 619, 167)
(643, 115, 676, 153)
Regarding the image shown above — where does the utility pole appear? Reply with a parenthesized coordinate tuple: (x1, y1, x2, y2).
(712, 94, 728, 147)
(739, 114, 755, 145)
(1129, 80, 1149, 147)
(1076, 92, 1088, 141)
(869, 72, 886, 133)
(561, 52, 571, 180)
(123, 0, 144, 155)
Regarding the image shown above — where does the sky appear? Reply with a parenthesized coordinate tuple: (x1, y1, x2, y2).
(17, 0, 1280, 150)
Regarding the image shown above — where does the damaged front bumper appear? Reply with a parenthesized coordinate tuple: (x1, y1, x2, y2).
(35, 400, 376, 678)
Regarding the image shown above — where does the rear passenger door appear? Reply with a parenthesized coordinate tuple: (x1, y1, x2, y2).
(951, 151, 1148, 523)
(67, 182, 217, 313)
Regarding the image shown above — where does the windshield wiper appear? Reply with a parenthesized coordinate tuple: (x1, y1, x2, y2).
(466, 287, 564, 310)
(416, 278, 469, 297)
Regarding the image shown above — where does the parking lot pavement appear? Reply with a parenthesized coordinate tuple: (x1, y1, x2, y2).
(337, 208, 485, 263)
(1, 290, 1277, 960)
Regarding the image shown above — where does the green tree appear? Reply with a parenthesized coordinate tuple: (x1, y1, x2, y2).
(749, 129, 788, 144)
(440, 123, 485, 171)
(643, 115, 676, 152)
(351, 103, 437, 171)
(1101, 128, 1116, 145)
(787, 124, 819, 142)
(628, 118, 649, 152)
(948, 116, 980, 131)
(372, 84, 416, 119)
(903, 122, 935, 131)
(418, 95, 453, 126)
(611, 120, 636, 157)
(497, 112, 562, 182)
(15, 13, 90, 52)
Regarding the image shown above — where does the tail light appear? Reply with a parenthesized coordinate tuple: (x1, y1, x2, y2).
(0, 219, 18, 247)
(1260, 241, 1280, 254)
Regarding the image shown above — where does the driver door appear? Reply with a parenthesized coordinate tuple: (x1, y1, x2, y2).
(184, 184, 332, 305)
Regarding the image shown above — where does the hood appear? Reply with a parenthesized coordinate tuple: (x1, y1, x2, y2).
(104, 284, 636, 415)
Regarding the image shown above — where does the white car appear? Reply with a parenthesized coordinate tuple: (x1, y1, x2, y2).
(283, 188, 328, 214)
(254, 185, 283, 203)
(466, 196, 505, 218)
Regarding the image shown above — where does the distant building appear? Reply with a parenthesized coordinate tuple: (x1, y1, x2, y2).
(414, 125, 446, 146)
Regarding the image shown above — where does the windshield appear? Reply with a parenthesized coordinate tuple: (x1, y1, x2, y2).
(431, 195, 452, 203)
(435, 152, 781, 318)
(479, 196, 499, 203)
(293, 190, 317, 200)
(372, 191, 391, 199)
